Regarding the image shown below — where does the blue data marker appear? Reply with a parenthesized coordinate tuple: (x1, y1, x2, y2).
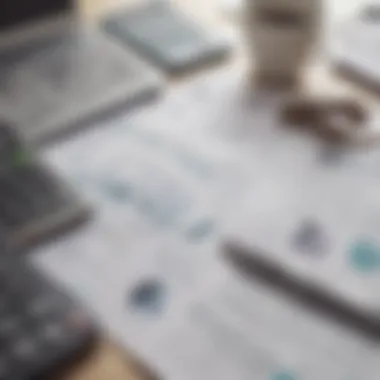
(293, 219, 326, 256)
(104, 180, 133, 202)
(186, 218, 215, 243)
(349, 240, 380, 272)
(128, 279, 166, 315)
(270, 370, 297, 380)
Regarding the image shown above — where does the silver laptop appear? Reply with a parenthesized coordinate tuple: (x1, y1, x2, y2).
(0, 0, 163, 145)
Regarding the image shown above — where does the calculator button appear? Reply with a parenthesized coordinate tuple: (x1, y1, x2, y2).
(0, 296, 8, 312)
(11, 338, 37, 361)
(0, 355, 10, 380)
(28, 297, 56, 317)
(0, 317, 20, 337)
(43, 322, 64, 342)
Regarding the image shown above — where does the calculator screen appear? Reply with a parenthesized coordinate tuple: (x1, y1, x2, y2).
(0, 0, 73, 32)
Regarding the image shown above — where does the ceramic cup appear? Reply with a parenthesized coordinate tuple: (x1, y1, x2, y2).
(243, 0, 322, 88)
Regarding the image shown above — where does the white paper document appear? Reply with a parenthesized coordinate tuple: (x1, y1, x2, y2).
(32, 70, 380, 380)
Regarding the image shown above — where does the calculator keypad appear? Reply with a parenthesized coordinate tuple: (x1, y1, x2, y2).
(0, 259, 96, 380)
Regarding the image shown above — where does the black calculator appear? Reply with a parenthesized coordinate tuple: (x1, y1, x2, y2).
(0, 245, 97, 380)
(0, 121, 90, 249)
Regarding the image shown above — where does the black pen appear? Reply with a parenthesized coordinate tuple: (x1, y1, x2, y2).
(223, 241, 380, 339)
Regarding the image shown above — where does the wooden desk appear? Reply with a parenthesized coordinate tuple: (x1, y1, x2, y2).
(60, 341, 157, 380)
(64, 0, 371, 379)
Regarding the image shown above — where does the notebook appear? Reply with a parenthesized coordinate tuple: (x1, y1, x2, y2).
(103, 0, 231, 75)
(0, 0, 162, 145)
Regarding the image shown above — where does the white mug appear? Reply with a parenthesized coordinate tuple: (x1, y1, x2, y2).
(244, 0, 322, 87)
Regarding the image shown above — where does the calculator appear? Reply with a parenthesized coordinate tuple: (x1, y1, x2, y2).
(0, 121, 90, 249)
(0, 244, 97, 380)
(103, 0, 231, 75)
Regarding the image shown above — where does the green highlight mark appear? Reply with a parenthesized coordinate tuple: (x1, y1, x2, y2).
(11, 149, 32, 168)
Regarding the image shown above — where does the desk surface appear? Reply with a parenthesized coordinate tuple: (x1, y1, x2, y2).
(64, 0, 370, 379)
(59, 341, 156, 380)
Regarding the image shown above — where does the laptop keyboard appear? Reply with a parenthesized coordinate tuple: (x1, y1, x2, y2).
(0, 27, 162, 144)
